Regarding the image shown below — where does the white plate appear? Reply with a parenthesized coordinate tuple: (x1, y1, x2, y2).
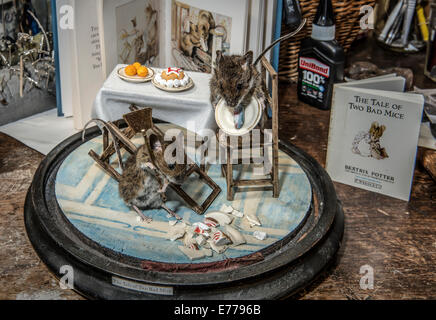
(117, 67, 154, 83)
(215, 97, 262, 136)
(151, 76, 194, 92)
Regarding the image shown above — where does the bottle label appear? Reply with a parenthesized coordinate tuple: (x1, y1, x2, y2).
(299, 57, 330, 104)
(299, 57, 330, 77)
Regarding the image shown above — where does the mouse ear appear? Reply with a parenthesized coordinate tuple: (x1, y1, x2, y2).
(241, 51, 253, 70)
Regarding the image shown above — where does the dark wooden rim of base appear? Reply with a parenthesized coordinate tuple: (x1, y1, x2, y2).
(24, 125, 343, 298)
(25, 188, 343, 299)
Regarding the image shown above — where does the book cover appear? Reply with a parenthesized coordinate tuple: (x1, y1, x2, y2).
(326, 78, 424, 201)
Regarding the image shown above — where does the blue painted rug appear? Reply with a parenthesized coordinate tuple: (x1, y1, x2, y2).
(55, 132, 312, 264)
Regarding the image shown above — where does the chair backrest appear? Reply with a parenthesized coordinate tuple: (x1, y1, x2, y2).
(123, 108, 154, 134)
(260, 56, 279, 143)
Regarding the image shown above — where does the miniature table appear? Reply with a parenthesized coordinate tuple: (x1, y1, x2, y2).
(92, 65, 217, 135)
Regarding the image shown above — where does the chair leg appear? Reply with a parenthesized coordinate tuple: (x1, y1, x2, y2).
(272, 143, 279, 198)
(200, 137, 208, 173)
(226, 146, 233, 201)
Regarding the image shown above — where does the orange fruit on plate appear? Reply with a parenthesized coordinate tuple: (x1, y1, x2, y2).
(133, 62, 142, 70)
(137, 66, 149, 77)
(125, 65, 137, 76)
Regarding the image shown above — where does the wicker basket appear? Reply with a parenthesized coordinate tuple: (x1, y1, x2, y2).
(279, 0, 376, 82)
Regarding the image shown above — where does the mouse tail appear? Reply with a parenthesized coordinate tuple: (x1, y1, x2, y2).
(82, 118, 125, 172)
(253, 18, 306, 66)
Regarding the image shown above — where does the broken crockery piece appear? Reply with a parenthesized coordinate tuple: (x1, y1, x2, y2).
(178, 246, 213, 261)
(188, 243, 200, 250)
(253, 231, 267, 241)
(204, 217, 219, 228)
(195, 235, 207, 246)
(207, 239, 228, 254)
(245, 214, 261, 227)
(220, 204, 234, 214)
(211, 230, 232, 246)
(231, 209, 244, 218)
(220, 204, 244, 218)
(225, 225, 246, 246)
(167, 223, 186, 241)
(168, 228, 186, 241)
(193, 226, 210, 237)
(205, 211, 233, 225)
(183, 232, 197, 247)
(193, 222, 210, 231)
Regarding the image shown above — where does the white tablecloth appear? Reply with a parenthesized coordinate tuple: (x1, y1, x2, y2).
(92, 65, 217, 134)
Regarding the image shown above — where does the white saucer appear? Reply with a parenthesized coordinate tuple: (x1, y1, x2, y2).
(117, 67, 154, 83)
(151, 76, 194, 92)
(215, 97, 262, 136)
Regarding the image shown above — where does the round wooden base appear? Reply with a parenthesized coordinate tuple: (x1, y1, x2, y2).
(24, 126, 344, 300)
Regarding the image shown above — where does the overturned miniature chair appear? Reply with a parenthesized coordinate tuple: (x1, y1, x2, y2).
(217, 57, 280, 201)
(88, 107, 221, 215)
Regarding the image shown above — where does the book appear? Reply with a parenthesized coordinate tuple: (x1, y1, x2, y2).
(56, 0, 106, 128)
(326, 75, 424, 201)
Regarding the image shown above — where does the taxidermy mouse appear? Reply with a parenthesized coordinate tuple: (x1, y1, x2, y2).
(82, 120, 186, 223)
(209, 19, 306, 129)
(119, 132, 186, 222)
(352, 121, 389, 160)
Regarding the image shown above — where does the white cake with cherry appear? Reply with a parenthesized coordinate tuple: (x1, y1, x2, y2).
(154, 67, 190, 88)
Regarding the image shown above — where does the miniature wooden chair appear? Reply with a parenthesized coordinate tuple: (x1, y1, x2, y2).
(88, 107, 221, 215)
(218, 56, 280, 201)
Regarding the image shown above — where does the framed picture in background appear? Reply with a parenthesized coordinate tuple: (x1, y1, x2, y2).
(165, 0, 249, 72)
(170, 1, 234, 73)
(115, 0, 160, 68)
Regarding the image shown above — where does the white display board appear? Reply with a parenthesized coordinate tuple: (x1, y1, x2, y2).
(56, 0, 106, 128)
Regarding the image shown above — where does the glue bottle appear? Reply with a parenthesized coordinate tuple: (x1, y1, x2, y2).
(297, 0, 344, 110)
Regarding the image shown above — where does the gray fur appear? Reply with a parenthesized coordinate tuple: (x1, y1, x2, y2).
(119, 143, 168, 210)
(210, 50, 268, 129)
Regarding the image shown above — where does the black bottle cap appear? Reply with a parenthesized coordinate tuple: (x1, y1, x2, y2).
(313, 0, 335, 26)
(311, 0, 336, 41)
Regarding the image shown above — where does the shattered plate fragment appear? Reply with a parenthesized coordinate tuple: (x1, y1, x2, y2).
(253, 231, 267, 241)
(168, 223, 186, 241)
(220, 204, 234, 214)
(205, 211, 233, 225)
(225, 225, 246, 246)
(246, 214, 262, 227)
(231, 209, 244, 218)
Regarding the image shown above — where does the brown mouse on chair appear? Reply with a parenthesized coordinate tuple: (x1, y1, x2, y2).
(209, 19, 306, 130)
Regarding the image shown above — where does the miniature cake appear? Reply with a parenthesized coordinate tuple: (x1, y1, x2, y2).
(154, 67, 190, 88)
